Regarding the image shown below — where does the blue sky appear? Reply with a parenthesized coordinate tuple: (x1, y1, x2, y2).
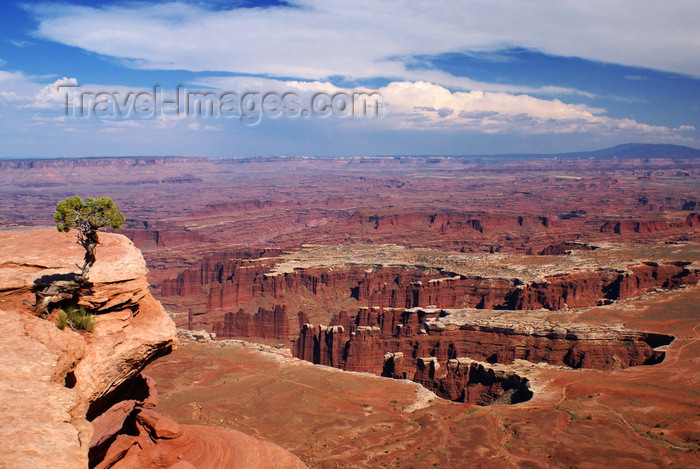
(1, 0, 699, 158)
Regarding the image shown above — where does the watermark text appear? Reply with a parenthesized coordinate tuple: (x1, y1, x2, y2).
(58, 84, 382, 125)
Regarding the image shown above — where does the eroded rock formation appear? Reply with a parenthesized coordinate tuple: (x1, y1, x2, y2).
(0, 229, 177, 467)
(213, 305, 290, 339)
(121, 221, 205, 248)
(293, 306, 674, 404)
(413, 357, 533, 405)
(162, 246, 697, 336)
(0, 229, 306, 468)
(89, 372, 306, 469)
(600, 213, 700, 234)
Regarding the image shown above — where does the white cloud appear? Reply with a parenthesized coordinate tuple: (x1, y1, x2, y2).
(375, 81, 683, 137)
(0, 91, 21, 102)
(0, 70, 693, 145)
(26, 0, 700, 88)
(188, 76, 695, 141)
(8, 40, 32, 48)
(0, 70, 78, 109)
(24, 77, 78, 109)
(0, 71, 223, 135)
(390, 68, 595, 96)
(0, 69, 31, 86)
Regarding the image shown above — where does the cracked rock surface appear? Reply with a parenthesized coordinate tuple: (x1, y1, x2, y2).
(0, 229, 177, 468)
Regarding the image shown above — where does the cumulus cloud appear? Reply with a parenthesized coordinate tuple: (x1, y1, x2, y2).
(24, 77, 78, 109)
(1, 70, 693, 144)
(188, 76, 695, 140)
(0, 70, 78, 109)
(10, 0, 697, 151)
(377, 81, 692, 138)
(25, 0, 700, 87)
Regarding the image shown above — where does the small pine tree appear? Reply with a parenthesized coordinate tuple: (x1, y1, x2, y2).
(29, 196, 125, 317)
(54, 196, 125, 281)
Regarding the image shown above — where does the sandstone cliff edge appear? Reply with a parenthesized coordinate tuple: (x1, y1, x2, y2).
(0, 228, 306, 468)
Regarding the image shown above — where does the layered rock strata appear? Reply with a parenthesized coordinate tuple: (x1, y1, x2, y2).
(162, 246, 697, 335)
(600, 213, 700, 234)
(213, 305, 290, 339)
(293, 307, 673, 404)
(90, 373, 306, 469)
(0, 229, 178, 467)
(413, 357, 533, 405)
(3, 155, 700, 288)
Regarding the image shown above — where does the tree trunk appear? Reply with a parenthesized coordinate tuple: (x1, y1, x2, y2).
(77, 228, 99, 282)
(30, 279, 81, 316)
(79, 241, 97, 281)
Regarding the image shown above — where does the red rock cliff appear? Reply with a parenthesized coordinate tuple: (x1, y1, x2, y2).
(0, 229, 306, 469)
(294, 307, 672, 374)
(163, 251, 697, 338)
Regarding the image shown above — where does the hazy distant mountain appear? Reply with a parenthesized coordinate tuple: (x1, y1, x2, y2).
(465, 143, 700, 161)
(550, 143, 700, 160)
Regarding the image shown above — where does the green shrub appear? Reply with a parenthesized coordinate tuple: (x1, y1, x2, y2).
(56, 305, 95, 332)
(57, 310, 68, 330)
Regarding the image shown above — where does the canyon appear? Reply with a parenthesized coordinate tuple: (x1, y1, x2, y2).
(159, 244, 695, 407)
(1, 146, 699, 467)
(161, 245, 698, 328)
(2, 150, 698, 288)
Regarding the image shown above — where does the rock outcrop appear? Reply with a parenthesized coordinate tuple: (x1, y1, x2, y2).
(293, 307, 674, 403)
(121, 225, 205, 249)
(89, 373, 307, 469)
(0, 306, 91, 468)
(213, 305, 290, 339)
(107, 422, 309, 469)
(0, 229, 177, 468)
(162, 246, 697, 336)
(0, 228, 306, 468)
(413, 357, 533, 405)
(345, 211, 558, 233)
(600, 213, 699, 234)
